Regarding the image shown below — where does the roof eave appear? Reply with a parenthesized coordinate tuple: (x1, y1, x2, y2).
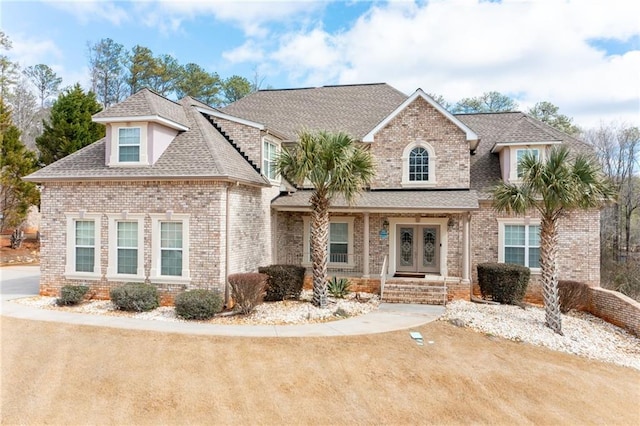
(362, 88, 479, 149)
(24, 174, 270, 188)
(92, 115, 189, 131)
(490, 140, 563, 154)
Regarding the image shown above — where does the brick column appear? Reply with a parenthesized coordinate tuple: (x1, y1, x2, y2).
(462, 212, 470, 284)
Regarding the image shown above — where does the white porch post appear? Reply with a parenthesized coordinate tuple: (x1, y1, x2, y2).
(363, 212, 370, 278)
(462, 212, 470, 284)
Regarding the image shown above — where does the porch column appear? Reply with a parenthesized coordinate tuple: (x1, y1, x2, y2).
(363, 212, 370, 278)
(462, 212, 470, 284)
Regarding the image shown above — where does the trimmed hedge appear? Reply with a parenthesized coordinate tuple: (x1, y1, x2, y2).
(110, 283, 159, 312)
(558, 280, 591, 313)
(477, 263, 530, 305)
(56, 285, 89, 306)
(175, 289, 223, 320)
(229, 273, 268, 314)
(258, 264, 305, 301)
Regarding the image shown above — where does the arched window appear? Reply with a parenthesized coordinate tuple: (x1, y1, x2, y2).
(402, 142, 436, 186)
(409, 147, 429, 181)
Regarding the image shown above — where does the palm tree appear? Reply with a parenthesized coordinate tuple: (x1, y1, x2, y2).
(493, 146, 614, 335)
(276, 130, 374, 308)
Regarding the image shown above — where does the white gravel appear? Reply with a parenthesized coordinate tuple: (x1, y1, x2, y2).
(441, 300, 640, 371)
(13, 294, 639, 370)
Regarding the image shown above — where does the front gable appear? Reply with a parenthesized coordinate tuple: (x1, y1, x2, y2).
(369, 91, 474, 190)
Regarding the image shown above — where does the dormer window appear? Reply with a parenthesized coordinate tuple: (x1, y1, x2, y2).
(119, 128, 141, 162)
(515, 148, 540, 178)
(402, 141, 436, 186)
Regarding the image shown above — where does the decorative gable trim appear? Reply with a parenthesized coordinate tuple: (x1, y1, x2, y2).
(93, 115, 189, 132)
(362, 89, 479, 148)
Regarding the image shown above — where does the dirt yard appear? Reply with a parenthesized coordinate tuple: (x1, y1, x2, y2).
(1, 317, 638, 425)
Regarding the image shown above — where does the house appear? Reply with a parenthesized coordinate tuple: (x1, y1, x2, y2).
(25, 83, 600, 304)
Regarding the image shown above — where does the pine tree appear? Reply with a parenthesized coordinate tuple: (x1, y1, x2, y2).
(35, 84, 104, 166)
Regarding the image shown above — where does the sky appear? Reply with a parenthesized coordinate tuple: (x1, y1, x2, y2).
(2, 0, 639, 129)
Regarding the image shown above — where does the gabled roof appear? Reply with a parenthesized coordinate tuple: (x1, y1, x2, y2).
(220, 83, 407, 141)
(362, 89, 479, 149)
(456, 112, 592, 199)
(25, 96, 268, 186)
(93, 88, 189, 131)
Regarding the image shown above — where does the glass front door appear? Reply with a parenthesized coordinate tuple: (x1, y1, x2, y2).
(396, 225, 440, 274)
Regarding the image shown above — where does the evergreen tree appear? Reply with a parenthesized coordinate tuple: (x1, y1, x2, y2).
(527, 101, 580, 136)
(127, 45, 157, 95)
(222, 75, 252, 105)
(452, 91, 518, 113)
(35, 84, 104, 165)
(175, 63, 221, 105)
(0, 99, 39, 231)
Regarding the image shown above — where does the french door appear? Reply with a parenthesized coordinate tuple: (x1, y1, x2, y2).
(396, 225, 440, 274)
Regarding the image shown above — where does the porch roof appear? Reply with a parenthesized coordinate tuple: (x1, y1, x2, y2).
(272, 189, 479, 212)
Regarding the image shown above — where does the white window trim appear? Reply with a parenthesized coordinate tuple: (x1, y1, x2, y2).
(508, 146, 544, 182)
(109, 123, 149, 166)
(401, 141, 437, 187)
(64, 212, 102, 280)
(302, 216, 355, 268)
(150, 213, 191, 284)
(262, 136, 280, 184)
(106, 213, 146, 282)
(497, 218, 541, 273)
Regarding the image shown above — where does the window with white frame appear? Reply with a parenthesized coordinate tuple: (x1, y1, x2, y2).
(118, 127, 141, 162)
(303, 216, 354, 265)
(107, 214, 145, 280)
(498, 219, 540, 269)
(65, 213, 101, 278)
(150, 214, 190, 282)
(402, 142, 436, 186)
(515, 148, 540, 178)
(263, 138, 278, 180)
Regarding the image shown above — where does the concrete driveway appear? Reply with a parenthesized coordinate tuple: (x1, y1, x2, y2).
(0, 265, 39, 301)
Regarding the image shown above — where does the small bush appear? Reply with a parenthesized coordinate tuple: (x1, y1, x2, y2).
(110, 283, 159, 312)
(327, 277, 351, 298)
(229, 273, 268, 315)
(258, 264, 305, 301)
(56, 285, 89, 306)
(175, 289, 223, 320)
(477, 263, 530, 305)
(558, 280, 591, 313)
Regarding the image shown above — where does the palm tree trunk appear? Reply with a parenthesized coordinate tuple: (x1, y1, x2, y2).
(540, 216, 563, 335)
(310, 193, 329, 308)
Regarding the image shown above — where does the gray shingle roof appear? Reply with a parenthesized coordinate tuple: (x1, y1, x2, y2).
(93, 88, 188, 128)
(25, 97, 268, 186)
(456, 112, 593, 199)
(220, 83, 407, 141)
(272, 190, 479, 211)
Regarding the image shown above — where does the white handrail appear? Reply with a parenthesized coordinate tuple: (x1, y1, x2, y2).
(379, 255, 388, 300)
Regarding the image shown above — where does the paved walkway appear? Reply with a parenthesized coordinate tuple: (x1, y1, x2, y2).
(0, 265, 445, 337)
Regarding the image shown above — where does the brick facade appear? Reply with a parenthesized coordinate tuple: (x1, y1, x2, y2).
(370, 97, 469, 189)
(39, 180, 271, 304)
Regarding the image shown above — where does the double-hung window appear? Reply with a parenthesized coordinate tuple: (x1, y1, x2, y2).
(107, 215, 144, 280)
(65, 213, 101, 279)
(150, 214, 190, 282)
(263, 139, 278, 180)
(499, 220, 540, 269)
(118, 127, 141, 162)
(515, 148, 540, 179)
(303, 216, 354, 266)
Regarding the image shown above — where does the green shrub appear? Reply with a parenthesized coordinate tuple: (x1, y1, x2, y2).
(327, 277, 351, 298)
(110, 283, 159, 312)
(175, 289, 223, 320)
(477, 263, 530, 305)
(229, 273, 267, 315)
(558, 280, 591, 313)
(258, 264, 305, 301)
(56, 285, 89, 306)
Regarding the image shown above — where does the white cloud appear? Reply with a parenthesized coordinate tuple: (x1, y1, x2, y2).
(262, 0, 640, 128)
(8, 35, 63, 69)
(43, 0, 130, 26)
(222, 40, 265, 64)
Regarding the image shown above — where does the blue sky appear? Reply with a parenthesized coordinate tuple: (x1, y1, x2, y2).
(3, 0, 639, 128)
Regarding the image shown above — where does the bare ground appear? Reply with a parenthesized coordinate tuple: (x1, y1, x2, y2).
(1, 317, 638, 425)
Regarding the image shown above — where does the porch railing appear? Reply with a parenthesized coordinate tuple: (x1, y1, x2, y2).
(380, 255, 388, 300)
(277, 252, 383, 278)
